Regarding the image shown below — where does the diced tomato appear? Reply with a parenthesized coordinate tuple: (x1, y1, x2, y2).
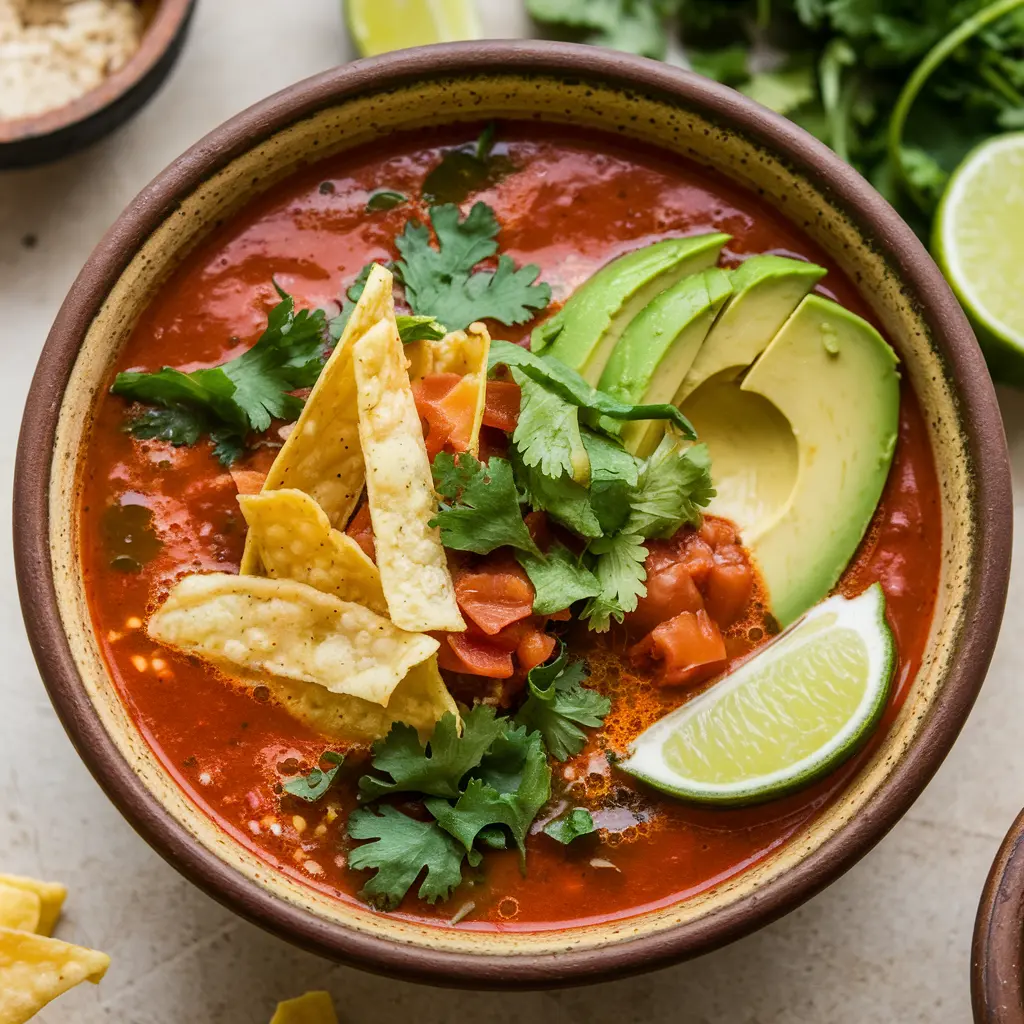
(629, 609, 727, 687)
(627, 562, 704, 636)
(345, 502, 376, 561)
(412, 373, 461, 460)
(704, 562, 754, 627)
(699, 516, 739, 549)
(524, 510, 552, 550)
(229, 469, 267, 496)
(517, 628, 556, 672)
(438, 633, 514, 678)
(482, 380, 521, 432)
(454, 560, 535, 635)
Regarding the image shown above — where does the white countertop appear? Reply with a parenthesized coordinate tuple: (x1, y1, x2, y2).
(2, 2, 1022, 1021)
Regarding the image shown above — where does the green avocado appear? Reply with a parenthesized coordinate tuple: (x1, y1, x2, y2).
(684, 295, 899, 626)
(531, 234, 729, 384)
(597, 267, 732, 456)
(675, 255, 826, 403)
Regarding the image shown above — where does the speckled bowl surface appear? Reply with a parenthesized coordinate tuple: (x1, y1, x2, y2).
(14, 42, 1012, 987)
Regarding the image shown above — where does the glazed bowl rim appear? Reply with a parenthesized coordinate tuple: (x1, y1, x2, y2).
(13, 40, 1012, 988)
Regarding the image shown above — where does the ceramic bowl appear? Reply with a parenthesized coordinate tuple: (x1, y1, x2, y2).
(13, 42, 1013, 987)
(0, 0, 196, 169)
(974, 811, 1024, 1021)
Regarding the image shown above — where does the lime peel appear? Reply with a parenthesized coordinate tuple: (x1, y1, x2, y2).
(619, 584, 894, 806)
(346, 0, 481, 57)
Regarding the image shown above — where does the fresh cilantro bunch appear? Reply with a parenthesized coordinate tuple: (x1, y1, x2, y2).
(347, 689, 608, 909)
(112, 285, 328, 465)
(528, 0, 1024, 233)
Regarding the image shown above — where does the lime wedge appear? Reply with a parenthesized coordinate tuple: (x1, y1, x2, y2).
(934, 132, 1024, 385)
(619, 584, 894, 806)
(346, 0, 481, 56)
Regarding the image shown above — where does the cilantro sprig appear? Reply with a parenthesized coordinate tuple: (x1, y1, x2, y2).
(281, 751, 344, 803)
(112, 285, 328, 466)
(543, 808, 597, 845)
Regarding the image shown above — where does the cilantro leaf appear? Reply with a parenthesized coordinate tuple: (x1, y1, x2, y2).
(516, 542, 601, 615)
(430, 453, 541, 557)
(582, 429, 641, 535)
(580, 532, 648, 633)
(395, 203, 551, 331)
(511, 367, 590, 484)
(426, 727, 551, 862)
(527, 0, 670, 59)
(489, 340, 696, 438)
(543, 808, 597, 844)
(281, 751, 344, 803)
(422, 123, 516, 205)
(358, 707, 506, 802)
(347, 805, 466, 909)
(395, 315, 448, 343)
(625, 435, 716, 539)
(515, 645, 611, 761)
(112, 287, 328, 465)
(510, 447, 603, 539)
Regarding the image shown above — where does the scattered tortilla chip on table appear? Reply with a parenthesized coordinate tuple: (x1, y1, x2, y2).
(270, 655, 457, 743)
(353, 317, 465, 633)
(0, 928, 109, 1024)
(147, 573, 438, 706)
(0, 876, 65, 937)
(239, 263, 396, 573)
(270, 990, 338, 1024)
(0, 887, 39, 935)
(239, 489, 387, 616)
(406, 322, 491, 454)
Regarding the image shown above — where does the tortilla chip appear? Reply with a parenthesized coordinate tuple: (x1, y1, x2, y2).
(239, 264, 395, 573)
(0, 927, 109, 1024)
(271, 655, 458, 743)
(353, 317, 464, 633)
(270, 991, 338, 1024)
(0, 887, 39, 934)
(239, 489, 387, 616)
(0, 877, 66, 938)
(148, 573, 437, 706)
(407, 322, 491, 456)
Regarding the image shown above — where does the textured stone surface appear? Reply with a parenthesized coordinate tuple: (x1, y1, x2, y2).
(0, 1, 1019, 1020)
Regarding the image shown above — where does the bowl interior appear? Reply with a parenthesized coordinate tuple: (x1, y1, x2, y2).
(40, 60, 991, 970)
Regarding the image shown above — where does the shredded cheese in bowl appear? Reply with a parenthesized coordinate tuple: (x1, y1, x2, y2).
(0, 0, 143, 122)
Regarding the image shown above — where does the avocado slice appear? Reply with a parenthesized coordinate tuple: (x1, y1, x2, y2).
(675, 255, 826, 403)
(686, 295, 899, 626)
(531, 234, 730, 385)
(597, 268, 733, 456)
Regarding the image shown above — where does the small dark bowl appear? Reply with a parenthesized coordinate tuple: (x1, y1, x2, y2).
(0, 0, 196, 170)
(974, 810, 1024, 1022)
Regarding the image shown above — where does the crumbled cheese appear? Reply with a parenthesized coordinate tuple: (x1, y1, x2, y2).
(292, 815, 307, 834)
(198, 772, 211, 786)
(125, 616, 142, 629)
(129, 654, 147, 673)
(248, 820, 261, 835)
(0, 1, 144, 122)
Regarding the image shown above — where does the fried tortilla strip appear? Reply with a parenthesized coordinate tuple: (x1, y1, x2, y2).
(406, 322, 491, 455)
(239, 264, 396, 573)
(0, 877, 66, 938)
(0, 887, 39, 934)
(353, 318, 464, 633)
(239, 489, 387, 616)
(270, 656, 457, 743)
(148, 573, 438, 706)
(0, 928, 109, 1024)
(270, 990, 339, 1024)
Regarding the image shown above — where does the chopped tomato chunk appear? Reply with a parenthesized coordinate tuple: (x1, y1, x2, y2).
(629, 609, 727, 687)
(482, 380, 521, 432)
(516, 628, 557, 672)
(704, 562, 754, 627)
(438, 633, 514, 678)
(345, 502, 375, 561)
(627, 563, 704, 636)
(699, 516, 739, 549)
(454, 560, 535, 635)
(412, 373, 461, 460)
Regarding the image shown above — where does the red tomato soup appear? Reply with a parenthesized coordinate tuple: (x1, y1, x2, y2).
(78, 124, 941, 931)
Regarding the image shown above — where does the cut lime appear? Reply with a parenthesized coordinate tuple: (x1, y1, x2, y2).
(345, 0, 481, 57)
(619, 584, 894, 806)
(934, 132, 1024, 385)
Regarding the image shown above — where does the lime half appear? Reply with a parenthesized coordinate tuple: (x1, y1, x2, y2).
(619, 584, 894, 806)
(935, 132, 1024, 384)
(346, 0, 481, 57)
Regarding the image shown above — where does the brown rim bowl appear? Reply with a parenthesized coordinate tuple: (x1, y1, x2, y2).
(0, 0, 196, 170)
(974, 810, 1024, 1021)
(13, 42, 1013, 988)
